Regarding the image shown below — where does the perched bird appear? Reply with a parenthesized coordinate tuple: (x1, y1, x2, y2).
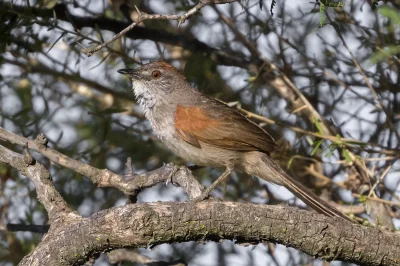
(118, 61, 352, 222)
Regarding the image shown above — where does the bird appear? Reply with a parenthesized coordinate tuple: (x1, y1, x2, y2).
(118, 61, 353, 222)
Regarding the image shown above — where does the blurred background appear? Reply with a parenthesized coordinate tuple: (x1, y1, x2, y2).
(0, 0, 399, 265)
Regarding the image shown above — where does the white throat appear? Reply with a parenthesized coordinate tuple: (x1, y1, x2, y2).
(131, 82, 156, 117)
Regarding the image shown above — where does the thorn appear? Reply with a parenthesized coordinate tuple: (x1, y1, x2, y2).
(76, 42, 86, 49)
(134, 5, 141, 16)
(177, 18, 185, 28)
(227, 101, 239, 107)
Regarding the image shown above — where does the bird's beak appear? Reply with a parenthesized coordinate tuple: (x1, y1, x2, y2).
(117, 69, 141, 79)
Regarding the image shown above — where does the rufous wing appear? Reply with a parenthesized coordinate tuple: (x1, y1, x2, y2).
(174, 99, 279, 154)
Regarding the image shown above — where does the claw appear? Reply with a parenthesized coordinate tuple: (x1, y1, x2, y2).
(165, 163, 179, 187)
(125, 157, 136, 179)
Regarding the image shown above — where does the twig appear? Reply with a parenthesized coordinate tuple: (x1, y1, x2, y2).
(83, 0, 239, 57)
(304, 164, 347, 189)
(353, 193, 400, 207)
(333, 156, 397, 164)
(214, 7, 260, 58)
(368, 165, 392, 197)
(5, 223, 50, 233)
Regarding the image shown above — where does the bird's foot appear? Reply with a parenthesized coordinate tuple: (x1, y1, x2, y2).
(165, 163, 180, 186)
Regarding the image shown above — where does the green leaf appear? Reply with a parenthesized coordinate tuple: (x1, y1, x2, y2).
(370, 45, 400, 64)
(311, 140, 323, 156)
(319, 2, 326, 27)
(342, 148, 352, 163)
(319, 1, 344, 27)
(324, 144, 337, 157)
(379, 6, 400, 25)
(320, 0, 345, 7)
(345, 140, 367, 147)
(287, 156, 295, 169)
(247, 76, 257, 83)
(313, 118, 325, 135)
(306, 137, 314, 146)
(359, 195, 367, 203)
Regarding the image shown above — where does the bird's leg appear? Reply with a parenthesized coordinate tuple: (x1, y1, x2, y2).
(192, 166, 234, 202)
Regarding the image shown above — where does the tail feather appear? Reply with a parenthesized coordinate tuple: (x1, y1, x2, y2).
(257, 155, 354, 223)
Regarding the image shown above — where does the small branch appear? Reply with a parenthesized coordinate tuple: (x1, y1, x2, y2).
(334, 204, 366, 215)
(0, 128, 204, 199)
(214, 7, 260, 58)
(83, 0, 239, 56)
(304, 164, 347, 189)
(353, 193, 400, 207)
(108, 249, 187, 266)
(3, 58, 136, 103)
(108, 249, 153, 264)
(4, 223, 50, 233)
(0, 144, 75, 223)
(368, 165, 392, 197)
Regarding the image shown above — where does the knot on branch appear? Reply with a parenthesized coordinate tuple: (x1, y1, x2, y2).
(23, 143, 35, 165)
(35, 133, 48, 150)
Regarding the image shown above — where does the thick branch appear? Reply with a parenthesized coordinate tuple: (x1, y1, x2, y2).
(19, 202, 400, 266)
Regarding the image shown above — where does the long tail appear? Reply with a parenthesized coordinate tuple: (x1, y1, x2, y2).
(250, 154, 354, 223)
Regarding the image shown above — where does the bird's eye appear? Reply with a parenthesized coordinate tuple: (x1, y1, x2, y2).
(151, 70, 161, 79)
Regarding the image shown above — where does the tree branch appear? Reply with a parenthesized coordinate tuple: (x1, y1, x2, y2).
(0, 128, 204, 199)
(18, 201, 400, 266)
(0, 144, 76, 223)
(4, 223, 50, 233)
(83, 0, 240, 56)
(1, 129, 397, 266)
(2, 2, 247, 67)
(108, 249, 187, 265)
(2, 58, 135, 103)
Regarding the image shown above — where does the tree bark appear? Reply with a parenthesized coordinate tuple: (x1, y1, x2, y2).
(19, 201, 400, 266)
